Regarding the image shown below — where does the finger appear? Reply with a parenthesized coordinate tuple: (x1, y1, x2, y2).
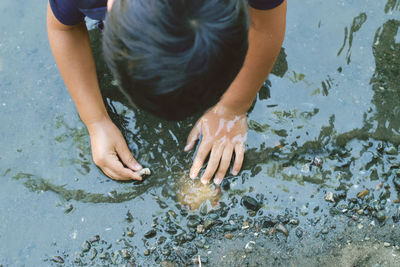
(104, 154, 142, 181)
(115, 141, 142, 171)
(185, 122, 201, 152)
(232, 144, 244, 175)
(200, 143, 224, 184)
(214, 145, 233, 185)
(190, 139, 212, 179)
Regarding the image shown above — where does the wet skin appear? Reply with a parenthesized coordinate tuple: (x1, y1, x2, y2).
(185, 104, 248, 185)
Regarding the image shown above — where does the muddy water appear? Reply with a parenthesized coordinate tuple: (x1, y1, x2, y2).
(1, 0, 400, 266)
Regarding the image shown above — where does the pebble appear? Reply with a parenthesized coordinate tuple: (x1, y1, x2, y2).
(81, 241, 91, 253)
(197, 224, 205, 234)
(242, 221, 250, 230)
(225, 233, 233, 239)
(311, 157, 322, 168)
(204, 219, 214, 230)
(384, 242, 391, 247)
(275, 223, 289, 236)
(245, 241, 256, 253)
(144, 229, 157, 239)
(64, 204, 73, 214)
(99, 252, 109, 260)
(89, 248, 97, 261)
(51, 256, 64, 263)
(241, 196, 260, 211)
(89, 235, 100, 243)
(385, 146, 397, 155)
(295, 228, 303, 238)
(321, 228, 329, 234)
(144, 249, 150, 256)
(289, 218, 299, 225)
(127, 231, 134, 237)
(121, 249, 130, 259)
(393, 177, 400, 191)
(187, 218, 201, 228)
(357, 189, 369, 199)
(136, 168, 151, 177)
(376, 211, 386, 222)
(325, 192, 335, 202)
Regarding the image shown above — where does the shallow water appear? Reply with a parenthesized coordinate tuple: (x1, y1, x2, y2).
(1, 0, 400, 266)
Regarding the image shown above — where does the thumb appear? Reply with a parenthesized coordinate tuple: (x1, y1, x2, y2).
(185, 122, 201, 152)
(116, 141, 142, 171)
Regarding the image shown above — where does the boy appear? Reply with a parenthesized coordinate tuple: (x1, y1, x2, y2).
(47, 0, 286, 185)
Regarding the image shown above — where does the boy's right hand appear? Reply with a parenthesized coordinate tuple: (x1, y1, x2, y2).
(87, 119, 143, 181)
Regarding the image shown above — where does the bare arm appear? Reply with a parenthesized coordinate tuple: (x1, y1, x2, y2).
(219, 1, 287, 113)
(47, 2, 142, 180)
(186, 2, 287, 184)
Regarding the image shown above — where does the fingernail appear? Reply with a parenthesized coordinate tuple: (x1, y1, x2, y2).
(184, 144, 191, 152)
(190, 171, 196, 179)
(232, 170, 238, 176)
(134, 163, 143, 170)
(201, 178, 208, 185)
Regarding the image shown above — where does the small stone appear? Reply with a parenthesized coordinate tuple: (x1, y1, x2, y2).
(99, 252, 109, 260)
(325, 192, 335, 202)
(385, 146, 397, 155)
(245, 241, 256, 253)
(89, 248, 98, 261)
(144, 249, 150, 256)
(51, 256, 64, 263)
(289, 218, 299, 225)
(357, 189, 369, 199)
(197, 224, 204, 234)
(161, 248, 171, 256)
(204, 219, 214, 230)
(384, 242, 391, 247)
(358, 209, 364, 215)
(144, 229, 156, 239)
(89, 235, 100, 243)
(275, 223, 288, 236)
(241, 196, 260, 211)
(81, 241, 91, 253)
(242, 221, 250, 230)
(136, 168, 151, 177)
(311, 157, 322, 168)
(376, 211, 386, 222)
(127, 231, 134, 237)
(64, 204, 73, 214)
(393, 177, 400, 191)
(321, 228, 329, 234)
(121, 249, 130, 259)
(357, 224, 363, 229)
(225, 233, 233, 239)
(187, 217, 201, 228)
(295, 228, 303, 238)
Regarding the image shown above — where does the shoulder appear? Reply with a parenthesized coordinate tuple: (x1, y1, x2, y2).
(248, 0, 285, 10)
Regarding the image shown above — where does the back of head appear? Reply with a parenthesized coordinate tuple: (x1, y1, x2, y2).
(103, 0, 249, 120)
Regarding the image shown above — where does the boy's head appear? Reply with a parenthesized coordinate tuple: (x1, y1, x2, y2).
(103, 0, 249, 120)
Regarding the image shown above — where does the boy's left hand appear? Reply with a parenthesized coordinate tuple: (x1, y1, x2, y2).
(185, 103, 247, 185)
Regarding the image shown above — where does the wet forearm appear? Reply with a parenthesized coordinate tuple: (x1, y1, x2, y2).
(47, 3, 109, 128)
(219, 1, 287, 113)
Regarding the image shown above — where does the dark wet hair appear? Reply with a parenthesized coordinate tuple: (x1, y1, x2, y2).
(103, 0, 249, 120)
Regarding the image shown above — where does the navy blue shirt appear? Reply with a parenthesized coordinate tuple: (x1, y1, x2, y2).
(50, 0, 284, 26)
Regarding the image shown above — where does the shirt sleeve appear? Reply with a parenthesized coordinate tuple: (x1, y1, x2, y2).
(248, 0, 285, 10)
(49, 0, 85, 26)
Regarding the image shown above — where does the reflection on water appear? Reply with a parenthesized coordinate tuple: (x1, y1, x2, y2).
(385, 0, 400, 13)
(337, 12, 367, 64)
(371, 19, 400, 138)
